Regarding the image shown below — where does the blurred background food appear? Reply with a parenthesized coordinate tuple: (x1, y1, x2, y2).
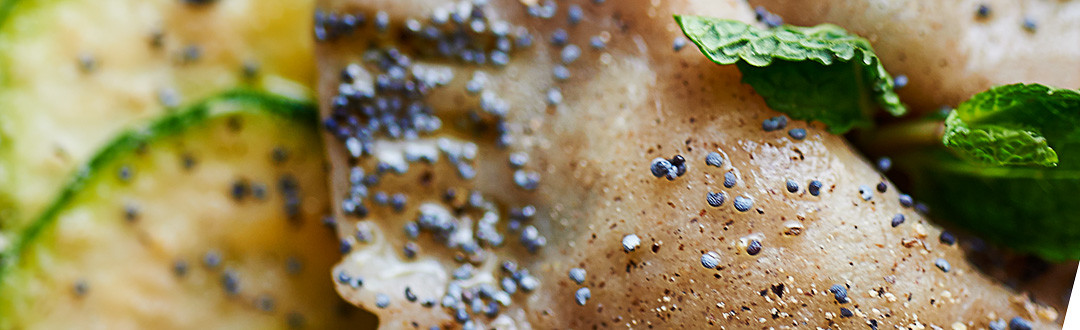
(0, 0, 375, 328)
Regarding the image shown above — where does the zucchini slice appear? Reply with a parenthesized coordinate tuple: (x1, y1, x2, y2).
(0, 0, 315, 230)
(0, 91, 375, 329)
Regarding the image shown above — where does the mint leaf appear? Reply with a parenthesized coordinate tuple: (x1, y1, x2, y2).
(895, 83, 1080, 260)
(675, 15, 905, 134)
(942, 83, 1080, 167)
(942, 111, 1058, 166)
(899, 150, 1080, 261)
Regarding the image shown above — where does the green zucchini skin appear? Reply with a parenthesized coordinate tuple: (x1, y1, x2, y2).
(0, 90, 375, 329)
(1, 89, 316, 275)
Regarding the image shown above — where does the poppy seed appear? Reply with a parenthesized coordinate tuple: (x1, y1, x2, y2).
(705, 152, 724, 168)
(551, 29, 568, 46)
(829, 284, 848, 303)
(574, 287, 591, 305)
(567, 5, 583, 25)
(939, 231, 956, 245)
(762, 116, 787, 132)
(808, 180, 823, 196)
(589, 36, 606, 49)
(673, 38, 687, 52)
(1009, 317, 1033, 330)
(1022, 18, 1037, 33)
(553, 65, 571, 81)
(859, 185, 873, 201)
(569, 268, 586, 284)
(839, 307, 853, 317)
(546, 87, 563, 106)
(788, 128, 807, 140)
(733, 196, 752, 212)
(934, 258, 951, 273)
(890, 214, 905, 227)
(701, 251, 721, 269)
(977, 4, 992, 18)
(724, 171, 737, 188)
(706, 191, 725, 207)
(989, 320, 1007, 330)
(877, 157, 893, 172)
(893, 75, 908, 89)
(560, 44, 581, 64)
(746, 240, 762, 255)
(898, 194, 914, 207)
(375, 293, 391, 308)
(622, 234, 641, 252)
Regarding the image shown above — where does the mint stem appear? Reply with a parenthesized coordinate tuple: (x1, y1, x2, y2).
(855, 120, 944, 154)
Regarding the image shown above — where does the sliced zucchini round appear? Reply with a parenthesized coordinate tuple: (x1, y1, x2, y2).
(0, 91, 375, 329)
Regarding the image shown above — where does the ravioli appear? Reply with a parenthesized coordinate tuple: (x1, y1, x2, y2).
(314, 0, 1062, 328)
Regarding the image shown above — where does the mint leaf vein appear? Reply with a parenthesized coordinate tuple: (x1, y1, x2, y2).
(942, 83, 1080, 167)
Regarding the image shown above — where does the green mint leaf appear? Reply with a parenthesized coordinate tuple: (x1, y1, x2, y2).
(675, 15, 905, 134)
(942, 83, 1080, 167)
(942, 111, 1058, 166)
(890, 83, 1080, 260)
(899, 150, 1080, 261)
